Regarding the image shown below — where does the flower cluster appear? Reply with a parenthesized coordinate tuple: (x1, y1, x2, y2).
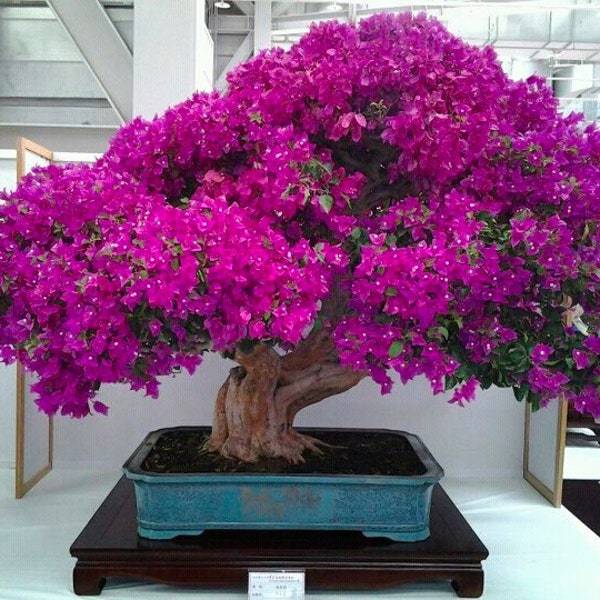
(1, 12, 600, 419)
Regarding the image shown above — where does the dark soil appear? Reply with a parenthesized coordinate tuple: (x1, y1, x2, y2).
(141, 429, 427, 476)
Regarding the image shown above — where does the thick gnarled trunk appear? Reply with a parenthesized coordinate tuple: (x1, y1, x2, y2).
(205, 331, 364, 463)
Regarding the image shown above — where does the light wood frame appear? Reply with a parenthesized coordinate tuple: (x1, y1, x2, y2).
(523, 399, 568, 507)
(15, 137, 54, 499)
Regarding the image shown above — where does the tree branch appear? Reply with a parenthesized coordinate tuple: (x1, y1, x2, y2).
(313, 132, 414, 214)
(276, 362, 365, 420)
(358, 179, 414, 212)
(280, 329, 337, 380)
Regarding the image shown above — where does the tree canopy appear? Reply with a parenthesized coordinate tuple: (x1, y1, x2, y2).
(1, 12, 600, 421)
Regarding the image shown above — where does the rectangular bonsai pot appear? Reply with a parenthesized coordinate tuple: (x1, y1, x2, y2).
(123, 427, 444, 542)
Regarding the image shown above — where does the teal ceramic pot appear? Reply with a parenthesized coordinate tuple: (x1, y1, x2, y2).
(123, 427, 444, 542)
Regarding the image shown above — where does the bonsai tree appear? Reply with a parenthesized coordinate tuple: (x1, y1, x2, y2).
(1, 13, 600, 463)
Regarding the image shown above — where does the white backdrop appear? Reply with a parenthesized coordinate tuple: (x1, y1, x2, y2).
(0, 157, 18, 468)
(53, 352, 525, 479)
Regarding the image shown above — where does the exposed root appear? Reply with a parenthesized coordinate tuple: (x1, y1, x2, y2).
(204, 428, 336, 464)
(205, 338, 362, 464)
(218, 435, 261, 463)
(263, 429, 346, 463)
(202, 436, 222, 454)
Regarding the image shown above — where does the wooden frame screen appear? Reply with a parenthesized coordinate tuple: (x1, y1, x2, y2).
(523, 399, 568, 507)
(15, 137, 54, 498)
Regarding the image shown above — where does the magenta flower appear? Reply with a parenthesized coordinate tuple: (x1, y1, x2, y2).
(449, 377, 480, 406)
(583, 336, 600, 354)
(572, 350, 590, 370)
(0, 11, 599, 424)
(531, 344, 555, 365)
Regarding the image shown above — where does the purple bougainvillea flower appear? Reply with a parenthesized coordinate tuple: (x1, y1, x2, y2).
(572, 350, 590, 370)
(531, 344, 555, 365)
(0, 11, 599, 420)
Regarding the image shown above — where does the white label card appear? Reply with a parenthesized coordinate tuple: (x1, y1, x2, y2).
(248, 570, 305, 599)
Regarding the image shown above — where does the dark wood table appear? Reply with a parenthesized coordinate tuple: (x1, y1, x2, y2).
(70, 476, 488, 597)
(567, 405, 600, 442)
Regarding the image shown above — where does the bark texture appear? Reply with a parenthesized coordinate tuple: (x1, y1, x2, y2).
(205, 330, 365, 463)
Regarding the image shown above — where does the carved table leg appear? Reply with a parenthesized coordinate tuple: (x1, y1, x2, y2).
(451, 571, 484, 598)
(73, 565, 106, 596)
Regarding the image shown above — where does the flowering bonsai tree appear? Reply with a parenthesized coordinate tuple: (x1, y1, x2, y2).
(1, 13, 600, 463)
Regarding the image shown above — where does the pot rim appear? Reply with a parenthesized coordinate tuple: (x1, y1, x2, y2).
(123, 426, 444, 483)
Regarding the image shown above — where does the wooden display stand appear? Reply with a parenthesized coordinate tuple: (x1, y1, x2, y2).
(70, 477, 488, 597)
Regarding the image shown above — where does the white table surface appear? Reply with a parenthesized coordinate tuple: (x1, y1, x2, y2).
(1, 468, 599, 599)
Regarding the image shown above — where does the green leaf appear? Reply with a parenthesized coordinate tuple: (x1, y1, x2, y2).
(132, 357, 148, 378)
(385, 287, 398, 297)
(513, 382, 530, 402)
(282, 184, 296, 199)
(318, 194, 334, 213)
(312, 316, 324, 333)
(479, 372, 493, 389)
(445, 375, 458, 390)
(495, 371, 508, 387)
(350, 227, 362, 241)
(452, 314, 464, 328)
(302, 158, 332, 178)
(314, 242, 325, 262)
(159, 330, 174, 344)
(238, 338, 258, 354)
(389, 340, 404, 358)
(454, 364, 473, 379)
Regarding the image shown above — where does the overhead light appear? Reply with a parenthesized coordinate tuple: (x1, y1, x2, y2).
(214, 1, 231, 9)
(326, 2, 344, 11)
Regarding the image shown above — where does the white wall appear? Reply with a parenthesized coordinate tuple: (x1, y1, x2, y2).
(297, 376, 524, 480)
(53, 353, 231, 470)
(0, 158, 17, 467)
(0, 364, 16, 468)
(0, 157, 16, 189)
(52, 351, 525, 480)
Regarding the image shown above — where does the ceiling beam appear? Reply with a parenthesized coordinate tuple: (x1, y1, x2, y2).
(272, 2, 295, 18)
(232, 1, 254, 16)
(215, 32, 252, 91)
(46, 0, 133, 123)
